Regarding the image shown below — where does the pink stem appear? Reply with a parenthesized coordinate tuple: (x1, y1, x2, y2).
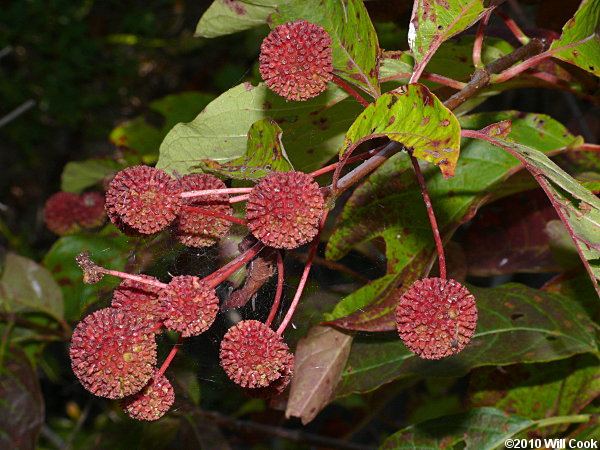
(309, 146, 385, 178)
(265, 251, 285, 328)
(494, 9, 529, 45)
(473, 10, 492, 67)
(156, 335, 184, 378)
(332, 74, 370, 108)
(229, 194, 249, 204)
(276, 212, 328, 335)
(95, 268, 167, 290)
(183, 205, 248, 226)
(203, 242, 264, 289)
(410, 154, 446, 279)
(180, 187, 252, 199)
(380, 72, 466, 90)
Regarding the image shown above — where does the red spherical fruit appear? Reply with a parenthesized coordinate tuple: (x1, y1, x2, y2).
(259, 20, 333, 101)
(43, 192, 82, 235)
(246, 352, 294, 398)
(105, 165, 182, 234)
(395, 278, 477, 360)
(246, 171, 324, 249)
(220, 320, 291, 388)
(112, 276, 164, 329)
(69, 308, 157, 399)
(121, 374, 174, 421)
(76, 192, 106, 228)
(158, 276, 219, 337)
(174, 173, 233, 248)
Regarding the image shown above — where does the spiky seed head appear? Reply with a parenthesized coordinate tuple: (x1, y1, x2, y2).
(246, 171, 324, 249)
(220, 320, 291, 388)
(105, 165, 182, 234)
(69, 308, 157, 399)
(121, 374, 174, 421)
(43, 192, 82, 235)
(396, 278, 477, 360)
(112, 275, 164, 329)
(245, 352, 294, 398)
(174, 173, 233, 248)
(259, 20, 333, 101)
(158, 276, 219, 337)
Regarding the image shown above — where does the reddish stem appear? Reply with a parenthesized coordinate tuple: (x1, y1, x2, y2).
(473, 9, 492, 68)
(203, 242, 264, 289)
(276, 212, 328, 335)
(332, 74, 370, 108)
(574, 143, 600, 152)
(410, 154, 446, 279)
(180, 187, 252, 199)
(494, 9, 529, 45)
(309, 146, 386, 178)
(183, 205, 248, 227)
(379, 72, 466, 90)
(95, 268, 167, 290)
(156, 335, 184, 378)
(265, 251, 285, 328)
(493, 36, 593, 83)
(229, 194, 249, 204)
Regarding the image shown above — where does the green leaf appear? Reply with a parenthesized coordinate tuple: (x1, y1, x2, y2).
(0, 346, 44, 450)
(469, 355, 600, 420)
(42, 225, 132, 321)
(195, 0, 293, 38)
(326, 111, 584, 331)
(157, 82, 362, 176)
(61, 158, 120, 193)
(270, 0, 380, 98)
(381, 407, 587, 449)
(338, 283, 598, 396)
(408, 0, 497, 70)
(110, 92, 215, 162)
(474, 134, 600, 296)
(0, 252, 63, 321)
(341, 83, 461, 178)
(549, 0, 600, 77)
(199, 118, 293, 180)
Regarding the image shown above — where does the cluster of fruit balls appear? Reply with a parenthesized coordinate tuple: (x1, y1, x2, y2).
(50, 20, 478, 421)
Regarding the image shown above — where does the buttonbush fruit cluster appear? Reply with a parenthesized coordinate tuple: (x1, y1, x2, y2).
(67, 20, 478, 422)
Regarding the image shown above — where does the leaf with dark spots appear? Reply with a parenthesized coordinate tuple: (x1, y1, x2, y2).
(464, 190, 560, 276)
(270, 0, 380, 98)
(195, 0, 294, 38)
(382, 408, 537, 449)
(157, 83, 363, 176)
(409, 1, 497, 76)
(469, 355, 600, 421)
(479, 119, 512, 139)
(340, 83, 461, 178)
(549, 0, 600, 77)
(0, 346, 44, 450)
(199, 119, 293, 181)
(337, 283, 598, 396)
(286, 325, 353, 424)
